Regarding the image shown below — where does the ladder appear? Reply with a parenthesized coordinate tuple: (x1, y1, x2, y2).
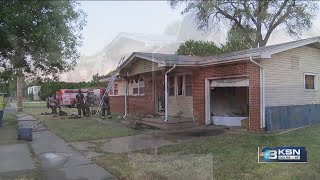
(95, 56, 126, 116)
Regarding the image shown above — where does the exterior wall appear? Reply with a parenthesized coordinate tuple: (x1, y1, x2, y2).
(112, 80, 126, 96)
(109, 72, 155, 115)
(192, 62, 262, 131)
(168, 96, 193, 117)
(261, 46, 320, 131)
(261, 46, 320, 107)
(109, 96, 125, 114)
(129, 59, 163, 75)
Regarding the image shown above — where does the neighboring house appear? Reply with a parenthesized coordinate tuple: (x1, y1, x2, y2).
(101, 36, 320, 131)
(27, 86, 41, 101)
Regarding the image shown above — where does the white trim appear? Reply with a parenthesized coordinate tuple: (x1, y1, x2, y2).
(304, 72, 319, 91)
(261, 37, 320, 58)
(165, 65, 176, 122)
(205, 78, 211, 125)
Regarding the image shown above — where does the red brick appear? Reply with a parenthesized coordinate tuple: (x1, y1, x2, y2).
(192, 62, 263, 131)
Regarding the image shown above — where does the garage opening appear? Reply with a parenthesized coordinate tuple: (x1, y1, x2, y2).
(210, 78, 249, 127)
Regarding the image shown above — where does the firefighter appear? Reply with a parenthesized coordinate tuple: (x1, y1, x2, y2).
(76, 89, 86, 118)
(83, 94, 90, 117)
(101, 94, 111, 119)
(48, 95, 60, 117)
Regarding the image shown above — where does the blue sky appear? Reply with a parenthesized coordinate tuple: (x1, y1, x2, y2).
(79, 1, 184, 56)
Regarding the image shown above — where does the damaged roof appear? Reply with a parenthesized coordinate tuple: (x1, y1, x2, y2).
(118, 36, 320, 69)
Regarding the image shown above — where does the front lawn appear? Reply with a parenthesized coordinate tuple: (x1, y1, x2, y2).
(24, 109, 137, 142)
(94, 125, 320, 180)
(23, 102, 46, 108)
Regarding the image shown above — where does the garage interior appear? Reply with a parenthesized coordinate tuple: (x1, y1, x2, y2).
(210, 78, 249, 127)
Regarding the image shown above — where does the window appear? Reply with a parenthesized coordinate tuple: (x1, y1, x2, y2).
(177, 76, 183, 95)
(169, 74, 193, 96)
(109, 83, 118, 96)
(114, 83, 118, 95)
(132, 80, 145, 95)
(185, 75, 192, 96)
(304, 73, 318, 91)
(169, 76, 175, 96)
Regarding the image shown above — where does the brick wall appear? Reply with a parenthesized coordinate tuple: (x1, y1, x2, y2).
(192, 62, 262, 131)
(109, 96, 125, 114)
(109, 73, 155, 115)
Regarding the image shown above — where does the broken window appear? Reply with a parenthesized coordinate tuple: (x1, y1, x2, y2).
(305, 73, 317, 90)
(132, 80, 145, 95)
(185, 74, 192, 96)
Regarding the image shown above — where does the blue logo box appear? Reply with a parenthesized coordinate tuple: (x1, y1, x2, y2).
(258, 146, 307, 163)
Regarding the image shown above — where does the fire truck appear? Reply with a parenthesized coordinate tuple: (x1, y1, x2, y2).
(56, 88, 106, 108)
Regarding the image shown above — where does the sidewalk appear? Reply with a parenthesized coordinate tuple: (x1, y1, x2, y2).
(17, 113, 114, 180)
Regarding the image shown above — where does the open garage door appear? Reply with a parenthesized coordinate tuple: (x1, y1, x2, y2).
(209, 78, 249, 127)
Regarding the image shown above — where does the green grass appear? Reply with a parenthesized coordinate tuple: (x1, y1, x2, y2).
(0, 112, 21, 145)
(23, 102, 46, 108)
(94, 125, 320, 180)
(24, 109, 137, 142)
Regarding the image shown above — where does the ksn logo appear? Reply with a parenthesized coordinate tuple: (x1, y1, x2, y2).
(258, 147, 307, 163)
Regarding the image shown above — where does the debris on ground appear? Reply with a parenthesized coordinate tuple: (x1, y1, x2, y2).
(173, 111, 183, 118)
(68, 114, 80, 119)
(91, 109, 97, 116)
(58, 110, 68, 116)
(39, 112, 52, 115)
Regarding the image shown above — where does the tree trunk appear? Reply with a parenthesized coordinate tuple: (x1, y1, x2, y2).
(16, 75, 23, 112)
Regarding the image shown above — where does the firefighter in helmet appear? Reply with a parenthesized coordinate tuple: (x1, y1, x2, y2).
(76, 89, 86, 118)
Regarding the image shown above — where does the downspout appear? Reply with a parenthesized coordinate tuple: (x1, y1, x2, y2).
(249, 57, 266, 129)
(164, 64, 176, 122)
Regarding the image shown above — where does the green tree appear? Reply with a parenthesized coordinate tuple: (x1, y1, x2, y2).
(221, 24, 255, 53)
(0, 0, 86, 111)
(170, 0, 318, 47)
(176, 40, 222, 56)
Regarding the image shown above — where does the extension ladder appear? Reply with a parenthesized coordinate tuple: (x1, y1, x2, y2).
(95, 56, 125, 116)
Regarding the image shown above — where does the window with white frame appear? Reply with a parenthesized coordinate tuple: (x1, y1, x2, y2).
(132, 80, 145, 95)
(109, 83, 118, 96)
(304, 73, 318, 91)
(169, 74, 193, 96)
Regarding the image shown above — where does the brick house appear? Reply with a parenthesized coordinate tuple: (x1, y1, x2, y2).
(101, 37, 320, 131)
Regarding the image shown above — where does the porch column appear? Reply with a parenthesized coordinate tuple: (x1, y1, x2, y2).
(125, 79, 128, 116)
(164, 65, 176, 122)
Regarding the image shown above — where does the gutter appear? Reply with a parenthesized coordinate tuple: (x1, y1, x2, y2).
(164, 64, 176, 122)
(249, 57, 266, 129)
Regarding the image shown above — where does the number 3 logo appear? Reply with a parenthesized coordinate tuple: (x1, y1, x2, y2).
(267, 150, 277, 160)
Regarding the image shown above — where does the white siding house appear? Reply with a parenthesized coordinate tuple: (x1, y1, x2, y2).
(262, 46, 320, 107)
